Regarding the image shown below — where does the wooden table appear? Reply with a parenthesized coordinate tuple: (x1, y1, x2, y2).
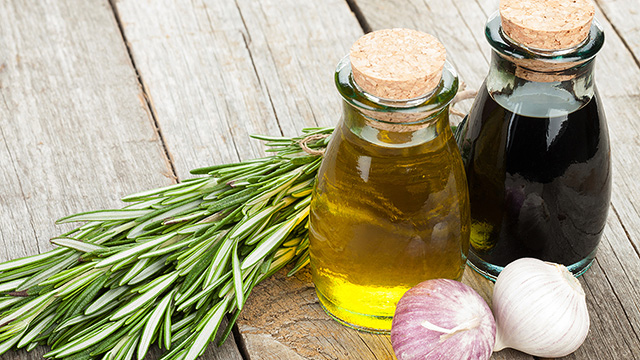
(1, 0, 638, 359)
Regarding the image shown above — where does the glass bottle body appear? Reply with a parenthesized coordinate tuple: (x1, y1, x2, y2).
(456, 15, 611, 279)
(309, 60, 470, 333)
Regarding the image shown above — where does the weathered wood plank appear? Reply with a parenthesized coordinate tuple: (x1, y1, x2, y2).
(239, 265, 529, 360)
(568, 219, 640, 359)
(114, 0, 361, 179)
(232, 0, 363, 131)
(595, 0, 640, 62)
(113, 0, 373, 359)
(240, 268, 396, 360)
(590, 11, 640, 253)
(354, 0, 640, 359)
(575, 7, 640, 356)
(115, 0, 276, 177)
(0, 0, 177, 359)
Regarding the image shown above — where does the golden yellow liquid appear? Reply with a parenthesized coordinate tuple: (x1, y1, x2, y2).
(309, 119, 470, 333)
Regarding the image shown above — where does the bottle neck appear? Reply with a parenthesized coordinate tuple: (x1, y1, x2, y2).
(341, 102, 451, 148)
(483, 11, 604, 117)
(334, 57, 458, 147)
(486, 52, 596, 117)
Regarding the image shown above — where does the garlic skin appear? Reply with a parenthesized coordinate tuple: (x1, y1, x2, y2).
(493, 258, 589, 357)
(391, 279, 496, 360)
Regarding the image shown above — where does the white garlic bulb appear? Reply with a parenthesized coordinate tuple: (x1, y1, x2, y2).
(493, 258, 590, 357)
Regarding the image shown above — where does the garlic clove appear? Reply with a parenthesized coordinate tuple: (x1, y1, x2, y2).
(493, 258, 590, 357)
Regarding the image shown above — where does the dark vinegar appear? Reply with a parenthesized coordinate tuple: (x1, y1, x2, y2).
(457, 85, 611, 278)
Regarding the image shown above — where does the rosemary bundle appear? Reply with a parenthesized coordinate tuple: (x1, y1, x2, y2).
(0, 128, 331, 360)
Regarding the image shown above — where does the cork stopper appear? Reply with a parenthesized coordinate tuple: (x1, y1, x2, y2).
(350, 28, 446, 100)
(500, 0, 595, 50)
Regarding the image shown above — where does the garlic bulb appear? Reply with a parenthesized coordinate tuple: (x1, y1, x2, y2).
(493, 258, 589, 357)
(391, 279, 496, 360)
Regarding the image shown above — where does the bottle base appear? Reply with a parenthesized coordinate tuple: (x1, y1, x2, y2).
(467, 251, 596, 281)
(316, 289, 392, 334)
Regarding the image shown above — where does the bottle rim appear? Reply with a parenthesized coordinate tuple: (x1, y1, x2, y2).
(334, 56, 458, 126)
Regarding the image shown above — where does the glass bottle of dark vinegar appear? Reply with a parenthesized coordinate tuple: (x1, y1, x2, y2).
(457, 0, 611, 279)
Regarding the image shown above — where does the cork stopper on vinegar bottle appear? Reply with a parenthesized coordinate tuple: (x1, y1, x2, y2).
(500, 0, 595, 50)
(350, 28, 446, 100)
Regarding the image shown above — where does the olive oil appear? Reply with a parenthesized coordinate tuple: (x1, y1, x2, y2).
(310, 116, 469, 332)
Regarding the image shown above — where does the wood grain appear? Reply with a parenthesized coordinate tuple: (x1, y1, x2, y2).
(113, 0, 366, 359)
(595, 0, 640, 61)
(240, 266, 532, 360)
(116, 0, 640, 357)
(1, 0, 638, 359)
(0, 0, 176, 358)
(114, 0, 361, 179)
(240, 268, 396, 360)
(115, 0, 277, 178)
(232, 0, 362, 131)
(353, 0, 640, 359)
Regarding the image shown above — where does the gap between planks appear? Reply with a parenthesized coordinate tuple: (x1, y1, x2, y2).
(106, 1, 248, 359)
(345, 0, 373, 33)
(107, 0, 179, 183)
(594, 0, 640, 69)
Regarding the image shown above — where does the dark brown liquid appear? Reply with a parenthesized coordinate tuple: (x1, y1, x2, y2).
(457, 85, 611, 276)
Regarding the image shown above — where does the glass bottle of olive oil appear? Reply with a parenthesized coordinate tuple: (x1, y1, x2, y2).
(309, 29, 470, 333)
(456, 0, 611, 280)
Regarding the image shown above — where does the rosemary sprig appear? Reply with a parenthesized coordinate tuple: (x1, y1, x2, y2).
(0, 127, 332, 360)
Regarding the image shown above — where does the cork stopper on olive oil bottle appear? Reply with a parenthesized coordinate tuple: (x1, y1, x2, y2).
(309, 28, 470, 333)
(350, 29, 445, 100)
(347, 29, 448, 127)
